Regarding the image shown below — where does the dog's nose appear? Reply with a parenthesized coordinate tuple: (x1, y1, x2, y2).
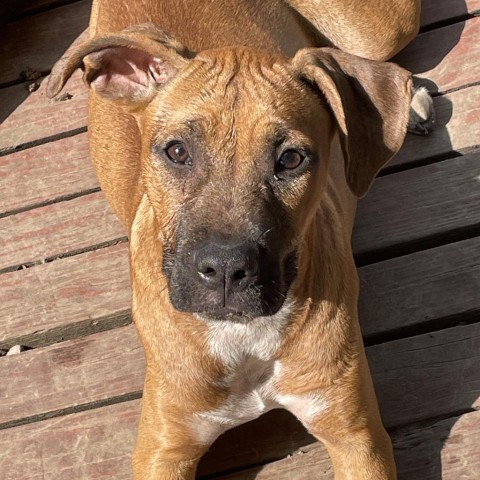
(194, 242, 259, 292)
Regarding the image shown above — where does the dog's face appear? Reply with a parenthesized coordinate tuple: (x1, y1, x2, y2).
(141, 49, 332, 320)
(47, 24, 411, 321)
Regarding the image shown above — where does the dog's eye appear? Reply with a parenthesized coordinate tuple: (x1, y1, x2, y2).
(277, 150, 304, 171)
(165, 142, 192, 166)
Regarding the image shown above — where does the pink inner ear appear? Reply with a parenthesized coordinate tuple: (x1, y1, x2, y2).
(88, 47, 170, 101)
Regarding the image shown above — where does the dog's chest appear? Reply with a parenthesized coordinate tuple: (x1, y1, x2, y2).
(191, 314, 289, 444)
(191, 308, 329, 444)
(192, 356, 280, 445)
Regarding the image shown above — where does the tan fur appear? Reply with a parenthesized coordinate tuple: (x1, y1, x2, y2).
(47, 1, 419, 478)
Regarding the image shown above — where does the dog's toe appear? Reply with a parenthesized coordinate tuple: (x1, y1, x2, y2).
(407, 86, 435, 135)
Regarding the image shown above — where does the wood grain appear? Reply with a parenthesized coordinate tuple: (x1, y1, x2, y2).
(0, 242, 130, 348)
(359, 236, 480, 338)
(370, 323, 480, 427)
(0, 326, 144, 425)
(393, 85, 480, 167)
(0, 132, 97, 214)
(0, 71, 87, 153)
(221, 410, 480, 479)
(0, 191, 124, 270)
(353, 152, 480, 257)
(0, 399, 139, 480)
(395, 17, 480, 93)
(0, 0, 89, 85)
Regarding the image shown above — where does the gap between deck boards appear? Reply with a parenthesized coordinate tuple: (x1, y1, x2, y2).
(420, 9, 480, 33)
(0, 126, 87, 157)
(0, 236, 128, 276)
(0, 391, 142, 431)
(0, 187, 100, 219)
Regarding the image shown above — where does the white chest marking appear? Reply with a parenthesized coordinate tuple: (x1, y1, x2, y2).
(202, 301, 293, 367)
(276, 392, 329, 427)
(190, 303, 328, 445)
(191, 304, 293, 444)
(191, 357, 279, 445)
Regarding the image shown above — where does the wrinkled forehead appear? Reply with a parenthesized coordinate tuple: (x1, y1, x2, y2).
(146, 48, 330, 144)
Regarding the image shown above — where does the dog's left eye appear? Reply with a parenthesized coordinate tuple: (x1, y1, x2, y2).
(277, 149, 305, 171)
(165, 142, 192, 166)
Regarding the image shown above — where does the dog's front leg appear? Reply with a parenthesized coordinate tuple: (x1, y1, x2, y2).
(311, 352, 395, 479)
(280, 349, 396, 479)
(314, 415, 396, 480)
(132, 374, 209, 480)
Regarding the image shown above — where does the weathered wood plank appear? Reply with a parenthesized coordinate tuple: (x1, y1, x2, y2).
(0, 400, 139, 480)
(359, 236, 480, 338)
(0, 190, 124, 270)
(396, 17, 480, 93)
(421, 0, 480, 28)
(0, 132, 97, 214)
(0, 242, 130, 348)
(0, 71, 87, 152)
(394, 410, 480, 480)
(370, 323, 480, 427)
(1, 322, 478, 458)
(0, 326, 144, 425)
(393, 85, 480, 167)
(353, 152, 480, 258)
(0, 0, 89, 85)
(221, 409, 480, 479)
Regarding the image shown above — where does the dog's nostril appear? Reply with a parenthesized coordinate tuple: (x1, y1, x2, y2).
(232, 269, 247, 282)
(199, 266, 216, 277)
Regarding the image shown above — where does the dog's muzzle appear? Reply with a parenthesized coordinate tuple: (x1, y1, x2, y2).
(164, 236, 297, 322)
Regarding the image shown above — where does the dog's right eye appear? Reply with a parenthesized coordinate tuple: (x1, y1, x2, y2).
(165, 142, 192, 166)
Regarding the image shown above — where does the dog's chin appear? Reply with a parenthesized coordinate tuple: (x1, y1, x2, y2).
(170, 298, 287, 324)
(194, 310, 256, 324)
(193, 301, 286, 324)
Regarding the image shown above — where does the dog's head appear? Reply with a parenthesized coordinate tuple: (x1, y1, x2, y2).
(49, 24, 411, 322)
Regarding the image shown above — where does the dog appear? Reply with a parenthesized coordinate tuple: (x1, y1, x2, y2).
(48, 0, 429, 478)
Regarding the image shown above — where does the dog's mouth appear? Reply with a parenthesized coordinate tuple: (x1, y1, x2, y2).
(164, 247, 298, 322)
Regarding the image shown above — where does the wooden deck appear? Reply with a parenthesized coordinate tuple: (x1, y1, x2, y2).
(0, 1, 479, 478)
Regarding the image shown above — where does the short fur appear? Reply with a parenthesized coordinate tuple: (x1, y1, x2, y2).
(48, 1, 420, 478)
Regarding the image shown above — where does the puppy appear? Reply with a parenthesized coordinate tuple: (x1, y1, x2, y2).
(48, 1, 423, 478)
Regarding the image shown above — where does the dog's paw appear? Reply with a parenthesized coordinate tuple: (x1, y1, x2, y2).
(407, 86, 435, 135)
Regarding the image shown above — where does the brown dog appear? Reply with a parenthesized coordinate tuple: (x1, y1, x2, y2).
(48, 1, 422, 478)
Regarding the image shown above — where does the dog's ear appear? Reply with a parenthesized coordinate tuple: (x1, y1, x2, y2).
(293, 48, 412, 197)
(47, 23, 194, 110)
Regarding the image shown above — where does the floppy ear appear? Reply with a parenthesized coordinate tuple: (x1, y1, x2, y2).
(47, 23, 194, 110)
(293, 48, 412, 197)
